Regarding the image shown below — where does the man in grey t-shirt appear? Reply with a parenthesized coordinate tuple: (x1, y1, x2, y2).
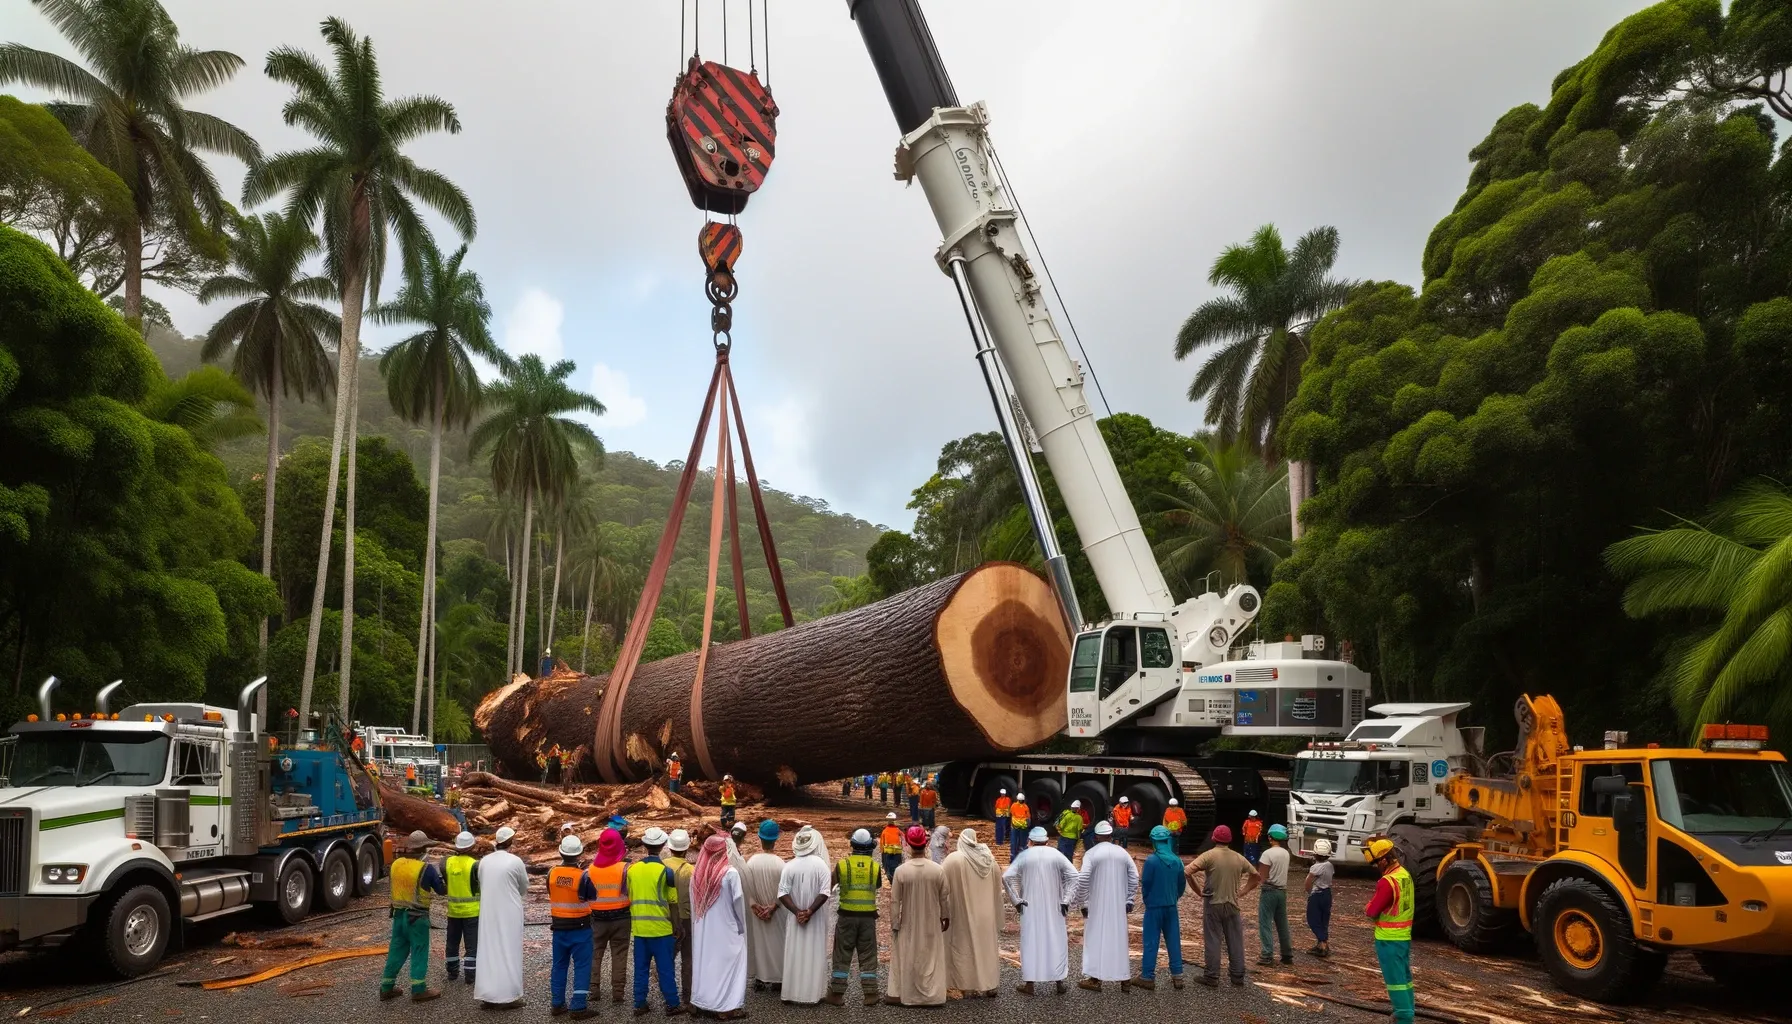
(1256, 825, 1293, 966)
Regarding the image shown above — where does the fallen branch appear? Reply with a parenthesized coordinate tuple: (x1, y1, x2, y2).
(182, 946, 387, 990)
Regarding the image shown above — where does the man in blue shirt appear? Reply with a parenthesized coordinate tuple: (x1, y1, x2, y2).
(1134, 825, 1188, 990)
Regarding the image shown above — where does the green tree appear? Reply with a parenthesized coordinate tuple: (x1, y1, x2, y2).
(247, 17, 474, 728)
(198, 209, 338, 700)
(0, 0, 258, 319)
(469, 354, 602, 677)
(1173, 224, 1352, 538)
(1153, 443, 1290, 594)
(0, 93, 130, 237)
(372, 239, 502, 734)
(138, 363, 261, 450)
(865, 530, 929, 597)
(0, 224, 274, 713)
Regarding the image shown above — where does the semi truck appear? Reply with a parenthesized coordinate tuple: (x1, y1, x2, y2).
(355, 724, 443, 791)
(846, 0, 1370, 842)
(0, 677, 386, 976)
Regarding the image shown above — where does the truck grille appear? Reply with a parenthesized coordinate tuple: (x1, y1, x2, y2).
(0, 812, 26, 896)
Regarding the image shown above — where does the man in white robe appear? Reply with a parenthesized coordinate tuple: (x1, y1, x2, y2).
(1070, 820, 1139, 991)
(690, 835, 749, 1019)
(1002, 826, 1078, 996)
(942, 828, 1003, 998)
(742, 819, 787, 992)
(474, 826, 528, 1009)
(776, 826, 834, 1004)
(888, 824, 950, 1007)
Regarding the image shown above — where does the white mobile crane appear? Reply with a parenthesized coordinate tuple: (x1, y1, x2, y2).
(846, 1, 1371, 841)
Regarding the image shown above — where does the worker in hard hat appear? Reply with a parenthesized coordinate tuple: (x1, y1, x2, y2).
(444, 831, 481, 986)
(629, 826, 685, 1015)
(879, 812, 905, 888)
(381, 830, 445, 1003)
(1186, 825, 1257, 987)
(918, 779, 939, 829)
(1365, 838, 1415, 1024)
(548, 833, 599, 1018)
(1256, 824, 1294, 967)
(719, 773, 738, 827)
(1008, 794, 1030, 859)
(906, 772, 922, 823)
(665, 829, 697, 1001)
(1162, 798, 1187, 836)
(827, 829, 885, 1005)
(992, 788, 1012, 846)
(540, 647, 556, 678)
(877, 771, 892, 805)
(1054, 800, 1084, 861)
(1241, 810, 1264, 864)
(1304, 838, 1335, 958)
(667, 752, 684, 794)
(1111, 796, 1135, 850)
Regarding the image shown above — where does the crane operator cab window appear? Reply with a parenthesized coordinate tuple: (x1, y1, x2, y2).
(1098, 627, 1137, 699)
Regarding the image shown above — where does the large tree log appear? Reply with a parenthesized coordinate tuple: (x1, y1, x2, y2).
(380, 782, 463, 842)
(474, 563, 1069, 787)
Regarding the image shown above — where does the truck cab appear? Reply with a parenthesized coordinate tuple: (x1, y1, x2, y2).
(357, 725, 442, 792)
(1287, 701, 1480, 860)
(0, 679, 385, 976)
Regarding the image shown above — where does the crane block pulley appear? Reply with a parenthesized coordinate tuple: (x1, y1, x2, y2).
(666, 57, 779, 214)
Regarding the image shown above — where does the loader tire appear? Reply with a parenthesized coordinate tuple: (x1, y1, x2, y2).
(1437, 861, 1521, 953)
(1533, 876, 1661, 1004)
(1389, 824, 1455, 940)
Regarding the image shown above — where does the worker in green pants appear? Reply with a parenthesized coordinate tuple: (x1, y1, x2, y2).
(382, 830, 445, 1002)
(1364, 838, 1415, 1024)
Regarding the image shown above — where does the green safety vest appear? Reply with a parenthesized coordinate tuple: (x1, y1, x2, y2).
(444, 854, 479, 919)
(1374, 866, 1414, 942)
(836, 856, 880, 915)
(627, 859, 677, 938)
(1057, 810, 1083, 838)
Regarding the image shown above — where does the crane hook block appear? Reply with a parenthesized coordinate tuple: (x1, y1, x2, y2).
(666, 57, 779, 215)
(700, 222, 743, 273)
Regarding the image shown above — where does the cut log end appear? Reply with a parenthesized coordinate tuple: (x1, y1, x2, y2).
(936, 563, 1070, 750)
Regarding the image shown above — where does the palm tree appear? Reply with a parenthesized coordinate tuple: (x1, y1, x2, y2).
(1606, 480, 1792, 740)
(247, 17, 474, 727)
(1174, 224, 1352, 539)
(372, 239, 502, 735)
(198, 210, 338, 704)
(1153, 444, 1292, 595)
(140, 364, 262, 449)
(0, 0, 259, 320)
(470, 355, 604, 677)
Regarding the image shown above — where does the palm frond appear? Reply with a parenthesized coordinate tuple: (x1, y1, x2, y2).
(0, 43, 110, 100)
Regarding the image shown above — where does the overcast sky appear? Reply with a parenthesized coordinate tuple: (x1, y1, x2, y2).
(1, 0, 1655, 529)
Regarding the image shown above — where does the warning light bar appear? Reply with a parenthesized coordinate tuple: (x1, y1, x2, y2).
(1702, 723, 1769, 751)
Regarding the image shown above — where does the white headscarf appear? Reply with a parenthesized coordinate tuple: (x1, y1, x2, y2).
(928, 825, 950, 864)
(792, 825, 823, 858)
(956, 828, 995, 877)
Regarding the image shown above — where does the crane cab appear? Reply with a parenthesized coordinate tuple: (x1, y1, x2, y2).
(1066, 621, 1179, 737)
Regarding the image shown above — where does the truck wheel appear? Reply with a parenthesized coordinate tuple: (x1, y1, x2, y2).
(1021, 777, 1063, 824)
(1533, 876, 1658, 1003)
(977, 774, 1017, 819)
(1063, 781, 1110, 824)
(97, 884, 172, 977)
(1437, 861, 1520, 953)
(319, 849, 354, 912)
(1694, 951, 1792, 992)
(353, 839, 381, 896)
(272, 857, 314, 925)
(1389, 824, 1454, 940)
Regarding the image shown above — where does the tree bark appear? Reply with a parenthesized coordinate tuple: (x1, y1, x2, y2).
(257, 364, 281, 730)
(547, 525, 564, 651)
(580, 565, 596, 674)
(335, 331, 361, 720)
(121, 212, 143, 322)
(1288, 459, 1308, 542)
(504, 531, 517, 678)
(380, 781, 461, 842)
(474, 563, 1070, 787)
(412, 388, 443, 734)
(516, 492, 535, 677)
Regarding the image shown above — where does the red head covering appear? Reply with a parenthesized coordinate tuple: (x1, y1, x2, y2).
(593, 828, 626, 867)
(905, 825, 930, 849)
(1211, 824, 1233, 844)
(691, 834, 731, 919)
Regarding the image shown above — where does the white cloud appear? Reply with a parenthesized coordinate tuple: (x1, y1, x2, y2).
(501, 288, 564, 362)
(589, 363, 647, 428)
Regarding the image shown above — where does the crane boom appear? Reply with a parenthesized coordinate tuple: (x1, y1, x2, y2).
(846, 0, 1175, 623)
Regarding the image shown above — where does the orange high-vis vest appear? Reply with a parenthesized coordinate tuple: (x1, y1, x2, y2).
(1242, 818, 1263, 843)
(994, 796, 1011, 818)
(667, 760, 683, 780)
(1163, 807, 1187, 832)
(919, 789, 938, 809)
(880, 825, 903, 854)
(587, 862, 629, 912)
(549, 865, 591, 919)
(1113, 805, 1134, 828)
(1011, 802, 1030, 827)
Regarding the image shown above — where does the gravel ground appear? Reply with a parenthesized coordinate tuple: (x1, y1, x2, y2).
(2, 789, 1786, 1023)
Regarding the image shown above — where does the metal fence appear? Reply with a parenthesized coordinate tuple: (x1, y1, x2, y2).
(441, 743, 492, 770)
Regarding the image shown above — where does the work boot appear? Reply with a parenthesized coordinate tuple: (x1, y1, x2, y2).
(1171, 976, 1185, 990)
(1053, 981, 1067, 995)
(571, 1012, 597, 1021)
(614, 989, 628, 1003)
(983, 990, 999, 999)
(553, 1008, 569, 1017)
(1132, 977, 1155, 991)
(883, 996, 902, 1006)
(863, 992, 881, 1007)
(1281, 956, 1294, 966)
(823, 994, 845, 1007)
(634, 1009, 651, 1018)
(1120, 980, 1132, 993)
(379, 988, 402, 1002)
(412, 989, 442, 1003)
(1014, 982, 1034, 997)
(1230, 975, 1246, 986)
(1196, 977, 1218, 989)
(667, 1007, 688, 1017)
(1257, 955, 1275, 967)
(1076, 979, 1101, 993)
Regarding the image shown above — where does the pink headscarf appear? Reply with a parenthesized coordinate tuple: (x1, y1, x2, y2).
(691, 834, 731, 920)
(593, 828, 625, 868)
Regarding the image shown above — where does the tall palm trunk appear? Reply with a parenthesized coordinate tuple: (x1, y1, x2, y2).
(335, 326, 361, 719)
(515, 491, 535, 677)
(295, 258, 365, 727)
(502, 532, 515, 677)
(535, 524, 547, 659)
(121, 211, 143, 321)
(579, 564, 595, 674)
(410, 382, 444, 733)
(1288, 459, 1309, 542)
(256, 362, 281, 728)
(547, 525, 565, 651)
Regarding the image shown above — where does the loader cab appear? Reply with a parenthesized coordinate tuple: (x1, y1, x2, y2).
(1066, 621, 1176, 737)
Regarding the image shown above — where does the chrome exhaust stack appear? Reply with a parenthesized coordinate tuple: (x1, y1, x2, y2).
(36, 676, 59, 720)
(237, 677, 267, 740)
(95, 680, 125, 716)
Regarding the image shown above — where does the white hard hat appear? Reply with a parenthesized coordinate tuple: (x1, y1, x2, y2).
(1168, 798, 1179, 806)
(455, 831, 475, 851)
(670, 752, 679, 758)
(544, 647, 551, 655)
(1015, 793, 1025, 800)
(643, 826, 669, 846)
(668, 829, 691, 852)
(1249, 809, 1259, 817)
(730, 821, 748, 834)
(1070, 800, 1081, 808)
(1028, 827, 1048, 843)
(999, 788, 1007, 795)
(495, 826, 517, 844)
(1094, 821, 1113, 835)
(723, 774, 733, 781)
(851, 828, 872, 845)
(887, 812, 897, 820)
(1119, 796, 1130, 804)
(559, 834, 584, 857)
(1312, 838, 1334, 857)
